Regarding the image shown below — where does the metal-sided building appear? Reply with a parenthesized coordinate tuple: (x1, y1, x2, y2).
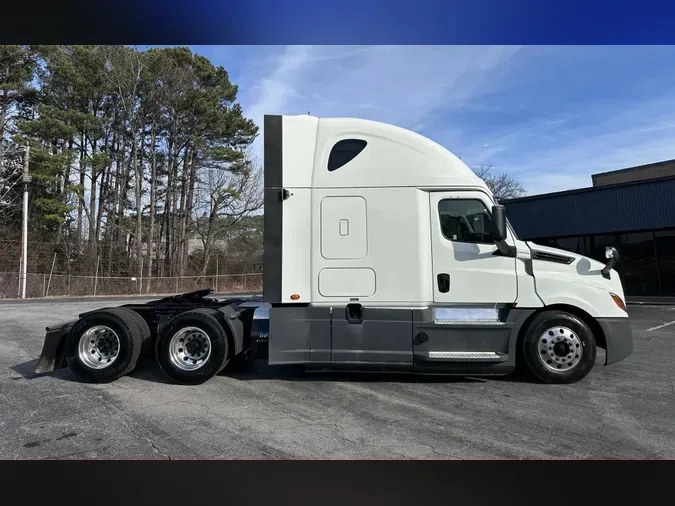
(503, 160, 675, 303)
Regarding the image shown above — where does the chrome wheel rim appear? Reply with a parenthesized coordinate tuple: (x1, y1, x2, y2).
(78, 325, 120, 369)
(169, 326, 211, 371)
(537, 326, 583, 372)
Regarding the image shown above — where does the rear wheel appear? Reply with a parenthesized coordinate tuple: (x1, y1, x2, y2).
(126, 310, 152, 356)
(155, 308, 230, 384)
(519, 310, 597, 384)
(64, 308, 145, 383)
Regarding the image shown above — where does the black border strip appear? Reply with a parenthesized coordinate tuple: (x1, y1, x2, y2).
(263, 115, 283, 303)
(2, 461, 671, 504)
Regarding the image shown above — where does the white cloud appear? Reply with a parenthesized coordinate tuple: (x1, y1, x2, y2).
(244, 45, 315, 128)
(242, 45, 522, 158)
(235, 45, 675, 195)
(462, 94, 675, 194)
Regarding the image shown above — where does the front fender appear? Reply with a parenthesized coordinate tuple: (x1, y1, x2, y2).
(35, 321, 75, 374)
(537, 294, 601, 318)
(535, 280, 627, 319)
(535, 287, 631, 366)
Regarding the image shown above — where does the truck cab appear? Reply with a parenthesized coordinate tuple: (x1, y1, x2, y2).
(262, 114, 632, 383)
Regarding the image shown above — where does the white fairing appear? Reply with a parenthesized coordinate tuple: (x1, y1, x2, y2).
(281, 114, 489, 190)
(276, 114, 627, 319)
(280, 188, 312, 300)
(310, 186, 432, 305)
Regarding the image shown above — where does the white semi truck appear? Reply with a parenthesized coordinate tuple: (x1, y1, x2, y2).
(35, 114, 633, 385)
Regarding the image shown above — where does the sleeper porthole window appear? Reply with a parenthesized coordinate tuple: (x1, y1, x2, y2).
(328, 139, 367, 171)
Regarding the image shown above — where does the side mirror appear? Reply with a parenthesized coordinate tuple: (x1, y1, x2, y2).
(491, 205, 507, 242)
(601, 246, 620, 279)
(605, 246, 620, 262)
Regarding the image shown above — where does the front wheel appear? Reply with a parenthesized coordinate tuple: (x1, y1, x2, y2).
(155, 308, 230, 385)
(519, 310, 597, 384)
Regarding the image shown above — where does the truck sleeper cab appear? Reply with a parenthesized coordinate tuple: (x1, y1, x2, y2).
(35, 114, 633, 385)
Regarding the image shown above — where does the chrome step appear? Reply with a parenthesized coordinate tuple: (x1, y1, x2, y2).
(427, 351, 505, 361)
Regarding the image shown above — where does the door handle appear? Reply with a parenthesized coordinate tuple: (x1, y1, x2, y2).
(437, 273, 450, 293)
(346, 303, 363, 324)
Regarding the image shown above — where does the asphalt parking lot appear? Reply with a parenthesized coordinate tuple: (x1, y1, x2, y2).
(0, 297, 674, 459)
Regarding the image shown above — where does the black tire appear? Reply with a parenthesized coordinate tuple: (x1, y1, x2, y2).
(155, 308, 230, 385)
(64, 308, 144, 383)
(519, 310, 597, 384)
(126, 310, 153, 357)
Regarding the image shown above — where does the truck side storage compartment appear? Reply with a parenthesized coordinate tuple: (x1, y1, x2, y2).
(268, 305, 312, 364)
(330, 305, 413, 369)
(268, 305, 332, 365)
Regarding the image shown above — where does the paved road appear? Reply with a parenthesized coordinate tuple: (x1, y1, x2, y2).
(1, 298, 674, 459)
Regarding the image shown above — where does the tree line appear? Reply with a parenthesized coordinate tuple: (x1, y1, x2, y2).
(0, 45, 525, 287)
(0, 45, 263, 281)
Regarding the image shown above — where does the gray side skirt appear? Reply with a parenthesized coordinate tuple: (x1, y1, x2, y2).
(267, 304, 535, 375)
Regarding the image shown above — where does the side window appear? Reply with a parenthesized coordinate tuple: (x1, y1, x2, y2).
(328, 139, 367, 171)
(438, 199, 496, 244)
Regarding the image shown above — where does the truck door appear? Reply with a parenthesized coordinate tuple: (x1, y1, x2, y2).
(429, 191, 517, 304)
(413, 191, 518, 368)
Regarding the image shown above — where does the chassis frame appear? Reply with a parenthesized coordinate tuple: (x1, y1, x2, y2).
(35, 289, 267, 375)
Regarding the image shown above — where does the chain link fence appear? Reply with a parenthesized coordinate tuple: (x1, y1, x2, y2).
(0, 272, 262, 299)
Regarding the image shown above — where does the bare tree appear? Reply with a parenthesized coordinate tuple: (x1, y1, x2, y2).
(0, 143, 25, 231)
(0, 45, 260, 290)
(473, 164, 525, 201)
(103, 45, 145, 276)
(194, 152, 263, 276)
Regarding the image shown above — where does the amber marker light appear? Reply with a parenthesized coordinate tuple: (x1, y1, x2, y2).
(610, 293, 626, 312)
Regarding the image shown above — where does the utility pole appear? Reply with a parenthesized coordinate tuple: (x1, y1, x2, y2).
(20, 144, 31, 299)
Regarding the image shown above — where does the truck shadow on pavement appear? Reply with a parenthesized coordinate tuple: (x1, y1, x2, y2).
(11, 357, 530, 386)
(128, 359, 524, 385)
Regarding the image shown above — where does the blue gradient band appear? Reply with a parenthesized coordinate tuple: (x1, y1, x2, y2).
(142, 0, 674, 44)
(2, 0, 674, 44)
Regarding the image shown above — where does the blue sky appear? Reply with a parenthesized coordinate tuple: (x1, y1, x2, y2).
(187, 45, 675, 195)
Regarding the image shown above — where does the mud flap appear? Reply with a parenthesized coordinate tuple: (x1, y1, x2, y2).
(35, 321, 75, 374)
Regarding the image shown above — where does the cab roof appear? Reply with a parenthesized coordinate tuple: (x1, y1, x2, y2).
(267, 114, 492, 194)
